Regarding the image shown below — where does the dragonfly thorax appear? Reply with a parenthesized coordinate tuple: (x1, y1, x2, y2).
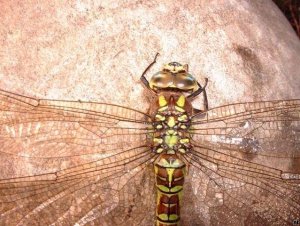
(151, 94, 192, 154)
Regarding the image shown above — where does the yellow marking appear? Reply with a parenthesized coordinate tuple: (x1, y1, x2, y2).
(158, 214, 169, 221)
(167, 116, 176, 128)
(175, 106, 185, 112)
(158, 95, 167, 107)
(153, 138, 163, 144)
(172, 159, 183, 167)
(166, 129, 175, 135)
(178, 148, 186, 153)
(165, 134, 178, 148)
(180, 125, 187, 129)
(156, 124, 163, 129)
(159, 158, 169, 166)
(157, 213, 179, 222)
(156, 148, 164, 153)
(178, 114, 188, 121)
(176, 95, 185, 107)
(156, 158, 184, 168)
(155, 114, 165, 121)
(157, 185, 169, 193)
(158, 106, 168, 112)
(169, 214, 179, 221)
(167, 149, 175, 154)
(180, 138, 190, 144)
(167, 168, 175, 187)
(170, 185, 183, 193)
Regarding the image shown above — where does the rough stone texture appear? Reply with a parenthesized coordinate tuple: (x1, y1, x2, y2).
(0, 0, 299, 109)
(0, 0, 299, 225)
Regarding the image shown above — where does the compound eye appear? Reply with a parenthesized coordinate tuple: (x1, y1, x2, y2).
(176, 77, 195, 88)
(152, 76, 164, 84)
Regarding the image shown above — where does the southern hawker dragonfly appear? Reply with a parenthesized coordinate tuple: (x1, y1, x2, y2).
(0, 54, 299, 226)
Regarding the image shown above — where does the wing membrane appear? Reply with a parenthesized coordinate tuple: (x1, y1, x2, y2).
(0, 89, 156, 225)
(191, 100, 300, 159)
(0, 89, 152, 168)
(0, 146, 156, 225)
(187, 100, 300, 225)
(185, 145, 300, 225)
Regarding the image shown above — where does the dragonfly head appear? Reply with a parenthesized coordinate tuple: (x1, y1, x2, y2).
(149, 62, 198, 93)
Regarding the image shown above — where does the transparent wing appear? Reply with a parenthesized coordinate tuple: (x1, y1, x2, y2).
(0, 89, 156, 225)
(183, 100, 300, 226)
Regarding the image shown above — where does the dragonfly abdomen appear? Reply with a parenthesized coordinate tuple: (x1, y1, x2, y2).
(155, 154, 186, 226)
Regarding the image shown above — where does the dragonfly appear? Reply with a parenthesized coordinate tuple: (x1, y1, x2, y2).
(0, 53, 299, 226)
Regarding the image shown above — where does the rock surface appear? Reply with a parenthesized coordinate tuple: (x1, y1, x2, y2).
(0, 0, 299, 226)
(0, 0, 299, 109)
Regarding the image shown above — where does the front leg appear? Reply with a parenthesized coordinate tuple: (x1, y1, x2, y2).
(140, 53, 159, 91)
(188, 78, 209, 112)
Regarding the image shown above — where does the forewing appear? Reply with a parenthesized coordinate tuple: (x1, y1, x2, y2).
(0, 89, 156, 225)
(184, 100, 300, 225)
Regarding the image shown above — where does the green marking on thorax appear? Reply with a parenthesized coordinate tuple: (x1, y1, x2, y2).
(158, 106, 168, 112)
(166, 149, 175, 154)
(154, 94, 191, 156)
(178, 114, 188, 121)
(155, 114, 165, 121)
(175, 106, 185, 112)
(178, 148, 186, 153)
(156, 124, 163, 129)
(156, 148, 163, 153)
(179, 138, 189, 144)
(165, 133, 178, 148)
(154, 138, 163, 144)
(167, 116, 175, 127)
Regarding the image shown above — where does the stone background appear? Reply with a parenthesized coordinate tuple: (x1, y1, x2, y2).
(0, 0, 299, 111)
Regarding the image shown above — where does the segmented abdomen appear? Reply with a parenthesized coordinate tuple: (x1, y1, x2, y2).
(155, 154, 186, 226)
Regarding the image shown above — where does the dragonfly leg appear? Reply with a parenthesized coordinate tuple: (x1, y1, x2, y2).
(140, 52, 159, 90)
(188, 78, 209, 112)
